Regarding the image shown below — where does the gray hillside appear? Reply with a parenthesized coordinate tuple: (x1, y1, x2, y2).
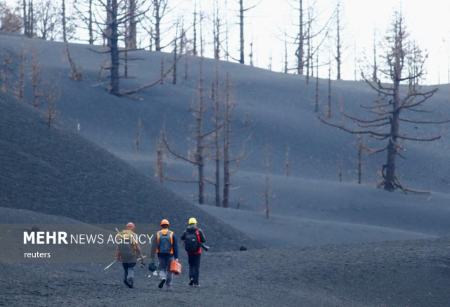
(0, 93, 257, 251)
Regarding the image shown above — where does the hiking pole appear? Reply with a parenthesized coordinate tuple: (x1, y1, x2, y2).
(104, 260, 117, 271)
(103, 228, 121, 271)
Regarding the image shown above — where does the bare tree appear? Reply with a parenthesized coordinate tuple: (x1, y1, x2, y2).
(44, 83, 58, 128)
(212, 2, 222, 60)
(288, 0, 330, 77)
(134, 117, 143, 151)
(31, 51, 42, 108)
(238, 0, 258, 64)
(107, 0, 120, 94)
(320, 12, 449, 192)
(314, 54, 320, 112)
(222, 73, 249, 208)
(126, 0, 137, 49)
(62, 0, 67, 41)
(284, 33, 288, 74)
(15, 51, 26, 101)
(73, 0, 95, 44)
(35, 0, 60, 40)
(249, 41, 254, 66)
(192, 1, 198, 56)
(155, 130, 165, 184)
(172, 22, 178, 84)
(163, 60, 213, 204)
(22, 0, 35, 37)
(263, 145, 273, 219)
(65, 44, 83, 80)
(211, 62, 222, 207)
(91, 0, 148, 95)
(326, 63, 331, 118)
(0, 3, 22, 33)
(355, 136, 372, 184)
(335, 1, 342, 80)
(221, 74, 232, 207)
(372, 30, 378, 82)
(295, 0, 304, 74)
(150, 0, 169, 52)
(0, 53, 12, 94)
(284, 145, 291, 177)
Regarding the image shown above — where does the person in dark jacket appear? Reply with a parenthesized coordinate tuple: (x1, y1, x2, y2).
(181, 217, 206, 287)
(150, 219, 179, 290)
(115, 222, 142, 288)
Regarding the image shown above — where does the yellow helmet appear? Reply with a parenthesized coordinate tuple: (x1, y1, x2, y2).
(188, 217, 198, 225)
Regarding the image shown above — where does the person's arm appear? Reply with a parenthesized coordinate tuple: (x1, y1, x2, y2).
(115, 246, 121, 261)
(180, 231, 186, 241)
(150, 233, 157, 261)
(199, 229, 206, 243)
(135, 243, 143, 259)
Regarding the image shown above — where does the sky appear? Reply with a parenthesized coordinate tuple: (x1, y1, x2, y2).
(4, 0, 450, 84)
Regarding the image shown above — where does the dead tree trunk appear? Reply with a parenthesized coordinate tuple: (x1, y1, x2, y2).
(109, 0, 120, 95)
(335, 1, 342, 80)
(284, 35, 288, 74)
(357, 137, 365, 184)
(213, 4, 221, 60)
(172, 25, 178, 85)
(222, 74, 233, 208)
(152, 0, 168, 52)
(62, 0, 67, 42)
(126, 0, 137, 49)
(264, 145, 272, 219)
(88, 0, 94, 44)
(194, 61, 206, 204)
(155, 130, 165, 184)
(239, 0, 244, 64)
(249, 42, 253, 66)
(192, 3, 197, 56)
(238, 0, 258, 65)
(134, 117, 143, 151)
(314, 54, 319, 112)
(285, 145, 290, 176)
(31, 52, 41, 108)
(296, 0, 304, 75)
(212, 63, 221, 207)
(327, 64, 331, 118)
(16, 51, 25, 100)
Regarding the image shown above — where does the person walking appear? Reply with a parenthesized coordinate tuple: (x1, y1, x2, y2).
(115, 222, 142, 288)
(150, 219, 179, 290)
(181, 217, 206, 287)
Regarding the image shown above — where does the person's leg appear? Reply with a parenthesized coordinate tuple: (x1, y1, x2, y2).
(193, 254, 201, 285)
(188, 254, 195, 285)
(158, 256, 168, 288)
(127, 263, 135, 279)
(122, 263, 128, 281)
(166, 256, 174, 287)
(127, 263, 135, 288)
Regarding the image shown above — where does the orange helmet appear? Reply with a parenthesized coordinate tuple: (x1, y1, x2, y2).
(160, 219, 170, 227)
(126, 222, 136, 230)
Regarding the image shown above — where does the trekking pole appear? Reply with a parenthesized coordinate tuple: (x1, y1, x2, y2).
(104, 259, 117, 271)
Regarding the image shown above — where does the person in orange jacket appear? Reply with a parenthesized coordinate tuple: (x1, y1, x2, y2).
(150, 219, 179, 290)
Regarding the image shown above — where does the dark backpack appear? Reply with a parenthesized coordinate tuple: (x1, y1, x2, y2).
(117, 231, 137, 263)
(184, 230, 201, 253)
(157, 231, 173, 254)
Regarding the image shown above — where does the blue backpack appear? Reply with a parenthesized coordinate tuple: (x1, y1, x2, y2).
(157, 230, 174, 254)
